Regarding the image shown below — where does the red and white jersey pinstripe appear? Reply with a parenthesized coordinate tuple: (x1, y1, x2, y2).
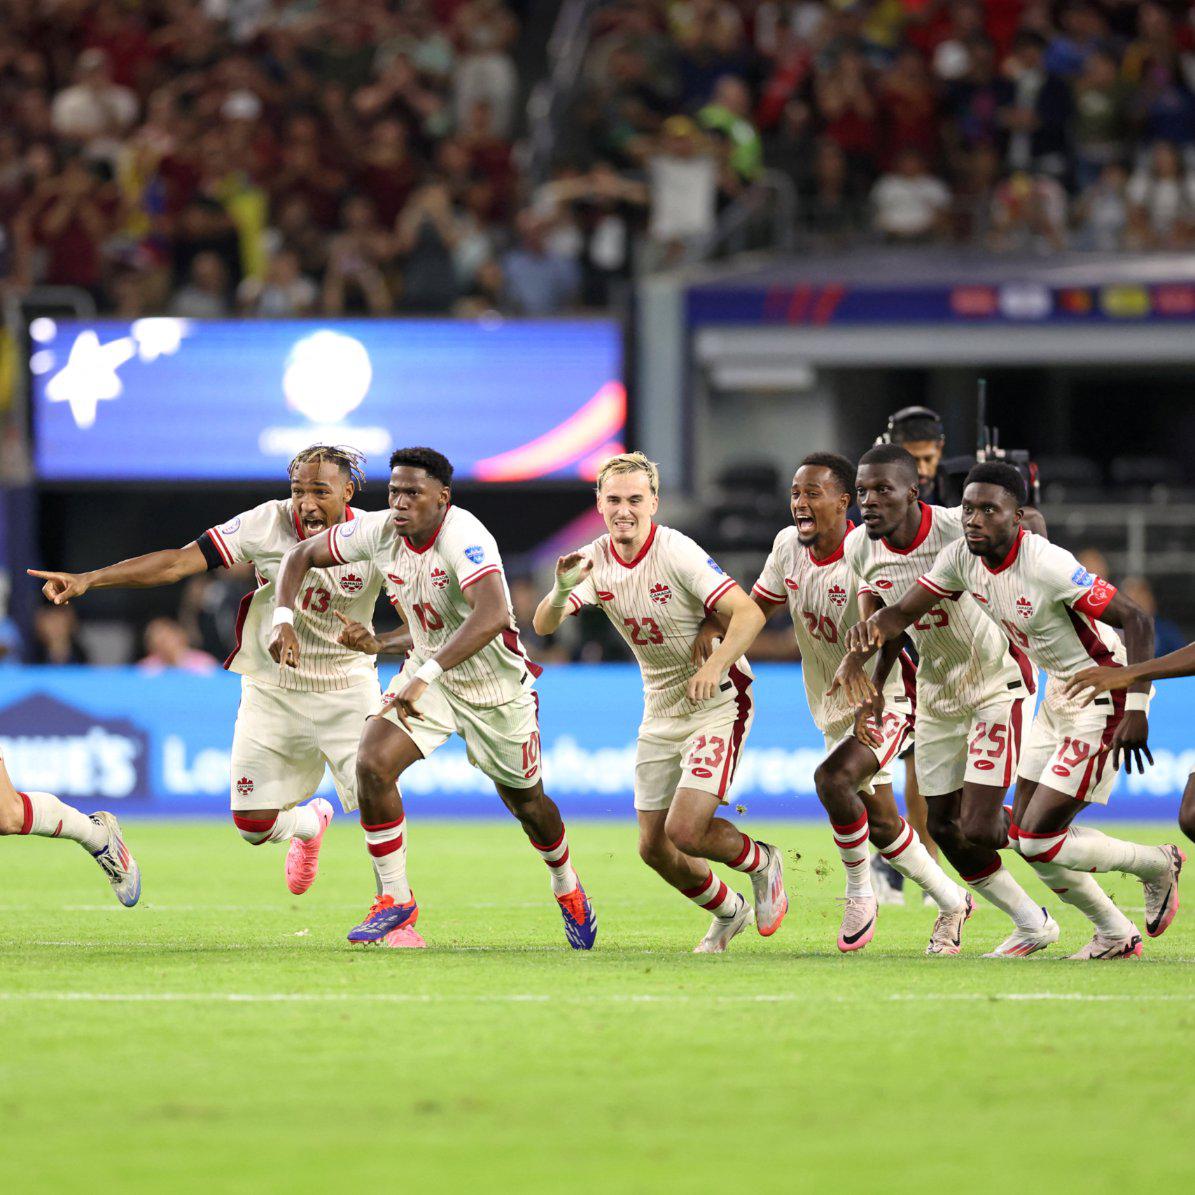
(844, 503, 1029, 719)
(567, 524, 752, 719)
(328, 505, 537, 708)
(919, 529, 1125, 717)
(203, 501, 383, 693)
(753, 523, 915, 732)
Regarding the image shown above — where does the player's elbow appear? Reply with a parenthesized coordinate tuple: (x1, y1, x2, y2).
(532, 603, 554, 636)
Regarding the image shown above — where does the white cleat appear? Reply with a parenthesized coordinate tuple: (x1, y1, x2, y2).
(1067, 931, 1143, 960)
(89, 812, 141, 907)
(983, 908, 1060, 957)
(870, 853, 905, 905)
(1143, 845, 1185, 939)
(926, 892, 974, 956)
(750, 842, 789, 936)
(837, 895, 878, 952)
(693, 895, 754, 954)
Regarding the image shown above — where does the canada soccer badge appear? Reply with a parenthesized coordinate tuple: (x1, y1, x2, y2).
(650, 582, 672, 605)
(1016, 596, 1034, 619)
(431, 567, 449, 589)
(828, 583, 847, 607)
(339, 573, 364, 593)
(236, 776, 254, 796)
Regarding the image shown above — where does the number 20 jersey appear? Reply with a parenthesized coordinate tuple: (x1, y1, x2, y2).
(844, 503, 1031, 720)
(567, 524, 752, 720)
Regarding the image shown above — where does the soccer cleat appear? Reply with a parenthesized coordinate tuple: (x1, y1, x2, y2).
(693, 895, 754, 953)
(982, 908, 1061, 957)
(926, 892, 974, 956)
(556, 881, 597, 950)
(751, 842, 789, 936)
(1067, 931, 1144, 960)
(379, 925, 427, 949)
(285, 798, 334, 895)
(347, 893, 419, 944)
(837, 895, 878, 952)
(1142, 845, 1185, 938)
(89, 812, 140, 907)
(870, 853, 905, 905)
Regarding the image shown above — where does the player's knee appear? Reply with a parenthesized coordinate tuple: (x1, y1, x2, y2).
(867, 811, 903, 846)
(231, 811, 276, 845)
(355, 749, 395, 796)
(813, 760, 852, 807)
(664, 817, 705, 858)
(959, 807, 1005, 852)
(0, 795, 23, 835)
(925, 804, 963, 852)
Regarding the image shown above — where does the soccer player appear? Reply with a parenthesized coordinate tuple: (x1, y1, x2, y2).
(860, 462, 1184, 957)
(0, 749, 140, 904)
(725, 452, 971, 953)
(830, 445, 1059, 957)
(533, 452, 786, 954)
(1066, 641, 1195, 845)
(269, 446, 597, 950)
(28, 445, 384, 902)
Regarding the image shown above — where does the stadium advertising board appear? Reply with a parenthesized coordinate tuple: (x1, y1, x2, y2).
(29, 318, 624, 483)
(0, 665, 1189, 819)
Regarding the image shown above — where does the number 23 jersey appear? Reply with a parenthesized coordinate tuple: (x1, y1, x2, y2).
(567, 523, 752, 720)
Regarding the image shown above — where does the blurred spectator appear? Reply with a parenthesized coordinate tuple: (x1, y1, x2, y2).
(1075, 162, 1130, 251)
(1072, 49, 1131, 190)
(1046, 2, 1111, 79)
(1076, 547, 1112, 577)
(698, 76, 763, 184)
(170, 250, 231, 318)
(816, 47, 879, 173)
(51, 48, 138, 161)
(394, 182, 463, 313)
(452, 0, 520, 138)
(137, 617, 219, 675)
(803, 138, 868, 245)
(989, 171, 1069, 253)
(878, 46, 940, 169)
(501, 210, 580, 316)
(871, 148, 951, 242)
(1126, 141, 1195, 249)
(930, 2, 988, 82)
(322, 195, 394, 315)
(1121, 576, 1187, 656)
(645, 116, 718, 266)
(178, 565, 254, 660)
(1001, 31, 1073, 180)
(508, 576, 570, 665)
(30, 606, 90, 666)
(237, 247, 318, 316)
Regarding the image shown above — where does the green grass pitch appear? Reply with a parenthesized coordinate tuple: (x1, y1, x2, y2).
(1, 818, 1192, 1194)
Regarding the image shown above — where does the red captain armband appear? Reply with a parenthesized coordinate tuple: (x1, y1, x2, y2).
(1072, 577, 1116, 619)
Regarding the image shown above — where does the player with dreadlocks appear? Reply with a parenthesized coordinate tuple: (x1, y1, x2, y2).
(30, 445, 401, 930)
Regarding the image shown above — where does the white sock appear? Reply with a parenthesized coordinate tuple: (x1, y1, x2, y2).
(728, 832, 771, 875)
(877, 818, 964, 911)
(961, 859, 1045, 932)
(831, 813, 873, 898)
(363, 816, 411, 901)
(530, 828, 579, 896)
(1028, 860, 1136, 940)
(232, 803, 320, 845)
(682, 870, 741, 919)
(1017, 824, 1169, 880)
(18, 791, 106, 852)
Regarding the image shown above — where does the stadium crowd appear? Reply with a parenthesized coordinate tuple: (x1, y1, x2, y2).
(3, 0, 1195, 321)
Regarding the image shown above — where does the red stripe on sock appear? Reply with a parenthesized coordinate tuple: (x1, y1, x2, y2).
(232, 813, 277, 832)
(530, 829, 566, 854)
(367, 834, 405, 858)
(880, 820, 914, 860)
(834, 830, 870, 850)
(681, 873, 716, 899)
(1011, 824, 1065, 840)
(543, 846, 570, 870)
(699, 880, 730, 910)
(843, 857, 867, 867)
(961, 859, 1002, 883)
(361, 817, 404, 832)
(18, 793, 33, 835)
(730, 834, 755, 869)
(831, 812, 868, 837)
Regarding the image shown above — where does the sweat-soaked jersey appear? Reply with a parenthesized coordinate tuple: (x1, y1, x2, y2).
(200, 501, 383, 694)
(328, 504, 538, 708)
(919, 529, 1125, 717)
(843, 503, 1032, 720)
(753, 523, 915, 732)
(567, 524, 752, 719)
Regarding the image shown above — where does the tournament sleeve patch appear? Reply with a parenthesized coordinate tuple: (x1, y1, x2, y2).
(464, 545, 486, 565)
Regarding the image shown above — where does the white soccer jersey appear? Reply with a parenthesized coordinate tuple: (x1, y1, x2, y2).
(919, 529, 1126, 717)
(844, 503, 1030, 719)
(328, 504, 537, 708)
(567, 524, 752, 719)
(202, 501, 383, 694)
(753, 523, 915, 732)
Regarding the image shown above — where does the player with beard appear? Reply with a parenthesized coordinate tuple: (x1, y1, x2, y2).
(829, 445, 1059, 956)
(29, 446, 384, 907)
(697, 452, 971, 953)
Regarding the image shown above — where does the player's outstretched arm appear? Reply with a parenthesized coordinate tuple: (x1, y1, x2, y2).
(270, 534, 339, 668)
(688, 585, 765, 702)
(533, 551, 592, 636)
(691, 593, 778, 665)
(1066, 639, 1195, 704)
(27, 543, 209, 605)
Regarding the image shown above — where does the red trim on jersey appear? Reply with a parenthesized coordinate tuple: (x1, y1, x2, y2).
(983, 527, 1026, 575)
(367, 834, 405, 857)
(1073, 578, 1117, 619)
(881, 502, 933, 555)
(809, 521, 854, 567)
(609, 522, 657, 569)
(961, 859, 1002, 883)
(207, 526, 234, 568)
(403, 510, 449, 555)
(1008, 640, 1036, 695)
(717, 665, 753, 798)
(880, 819, 914, 860)
(898, 650, 918, 710)
(222, 587, 257, 670)
(1004, 698, 1024, 789)
(1065, 607, 1120, 671)
(566, 592, 584, 615)
(917, 576, 960, 599)
(704, 577, 736, 613)
(501, 628, 544, 678)
(459, 564, 501, 592)
(232, 813, 277, 832)
(752, 583, 785, 604)
(18, 792, 33, 835)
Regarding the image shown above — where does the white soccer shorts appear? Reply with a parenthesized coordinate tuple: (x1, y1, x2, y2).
(914, 690, 1028, 798)
(1017, 696, 1124, 806)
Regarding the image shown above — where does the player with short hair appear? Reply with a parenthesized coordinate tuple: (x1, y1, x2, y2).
(886, 462, 1182, 957)
(830, 445, 1060, 956)
(0, 750, 140, 905)
(270, 446, 597, 950)
(533, 452, 785, 954)
(29, 445, 385, 904)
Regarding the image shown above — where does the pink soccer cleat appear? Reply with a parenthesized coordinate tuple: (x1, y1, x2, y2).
(837, 895, 877, 952)
(380, 925, 427, 949)
(285, 798, 334, 895)
(1143, 846, 1185, 938)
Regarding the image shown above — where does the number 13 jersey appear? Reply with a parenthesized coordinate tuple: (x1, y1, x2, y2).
(567, 524, 752, 719)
